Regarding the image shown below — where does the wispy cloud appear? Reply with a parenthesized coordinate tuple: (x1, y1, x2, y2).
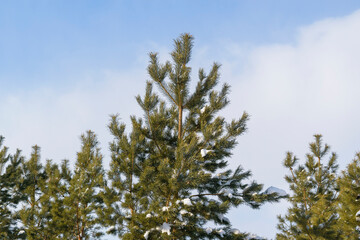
(0, 69, 146, 165)
(222, 9, 360, 237)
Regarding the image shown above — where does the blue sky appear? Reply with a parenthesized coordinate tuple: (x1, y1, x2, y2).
(2, 1, 360, 239)
(1, 0, 360, 91)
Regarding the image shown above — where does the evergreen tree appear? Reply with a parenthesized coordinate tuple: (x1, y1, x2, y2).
(19, 145, 50, 240)
(18, 146, 75, 240)
(277, 135, 341, 240)
(64, 130, 105, 240)
(105, 34, 282, 240)
(337, 153, 360, 239)
(42, 159, 75, 239)
(38, 159, 73, 239)
(0, 136, 25, 239)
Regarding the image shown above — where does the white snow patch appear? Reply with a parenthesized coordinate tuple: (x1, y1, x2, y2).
(197, 133, 204, 143)
(206, 227, 212, 234)
(180, 209, 189, 215)
(106, 226, 115, 232)
(201, 149, 213, 157)
(231, 228, 241, 235)
(264, 186, 287, 197)
(222, 189, 234, 198)
(216, 213, 229, 223)
(160, 222, 171, 235)
(217, 229, 225, 237)
(145, 223, 172, 238)
(181, 198, 192, 206)
(144, 230, 150, 239)
(247, 233, 267, 239)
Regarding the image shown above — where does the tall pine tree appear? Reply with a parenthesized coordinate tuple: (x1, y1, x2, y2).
(105, 33, 282, 240)
(277, 135, 341, 240)
(19, 153, 74, 239)
(64, 130, 106, 240)
(38, 159, 73, 239)
(337, 152, 360, 239)
(0, 136, 25, 239)
(19, 145, 50, 240)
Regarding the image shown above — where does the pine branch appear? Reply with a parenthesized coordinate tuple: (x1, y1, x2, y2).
(178, 105, 183, 140)
(157, 80, 177, 105)
(145, 110, 164, 156)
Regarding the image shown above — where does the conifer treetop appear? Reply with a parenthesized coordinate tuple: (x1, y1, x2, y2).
(105, 33, 283, 240)
(337, 152, 360, 239)
(277, 134, 341, 240)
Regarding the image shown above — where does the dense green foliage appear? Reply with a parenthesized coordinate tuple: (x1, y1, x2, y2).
(277, 135, 344, 240)
(19, 145, 49, 239)
(0, 137, 24, 239)
(337, 153, 360, 239)
(103, 33, 283, 240)
(64, 131, 106, 239)
(0, 133, 106, 240)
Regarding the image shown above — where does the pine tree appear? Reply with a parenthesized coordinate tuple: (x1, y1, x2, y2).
(105, 33, 282, 240)
(337, 153, 360, 239)
(38, 159, 73, 239)
(64, 130, 105, 240)
(277, 135, 341, 240)
(18, 145, 50, 240)
(18, 145, 75, 240)
(0, 136, 14, 238)
(38, 159, 75, 239)
(49, 159, 74, 239)
(0, 136, 25, 239)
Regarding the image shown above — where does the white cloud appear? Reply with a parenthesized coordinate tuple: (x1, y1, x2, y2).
(222, 9, 360, 237)
(0, 69, 146, 167)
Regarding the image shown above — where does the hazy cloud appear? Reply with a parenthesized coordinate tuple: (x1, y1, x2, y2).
(0, 70, 146, 165)
(223, 9, 360, 237)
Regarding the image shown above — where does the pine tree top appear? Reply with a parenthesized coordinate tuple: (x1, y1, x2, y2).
(105, 33, 283, 240)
